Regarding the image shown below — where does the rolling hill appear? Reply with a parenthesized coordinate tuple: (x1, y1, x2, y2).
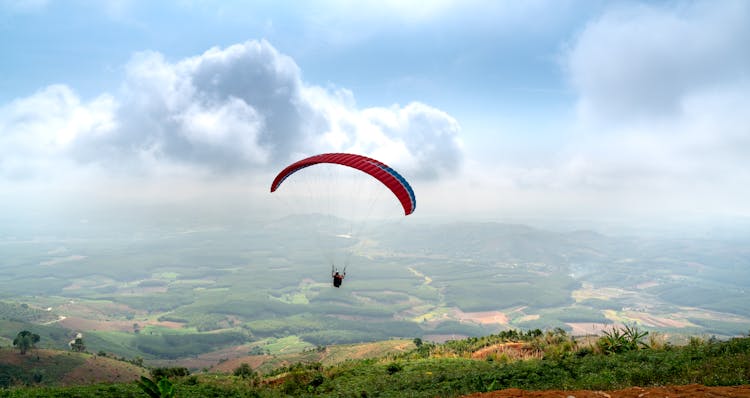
(1, 217, 749, 370)
(0, 348, 146, 388)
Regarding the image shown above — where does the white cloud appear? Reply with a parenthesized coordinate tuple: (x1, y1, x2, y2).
(303, 84, 463, 179)
(425, 0, 750, 222)
(545, 0, 750, 217)
(0, 85, 116, 179)
(363, 103, 462, 179)
(0, 40, 464, 184)
(567, 0, 750, 124)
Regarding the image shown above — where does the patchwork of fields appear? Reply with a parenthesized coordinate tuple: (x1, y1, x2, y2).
(2, 218, 750, 369)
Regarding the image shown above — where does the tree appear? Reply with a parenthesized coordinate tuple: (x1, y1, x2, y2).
(233, 363, 260, 386)
(13, 330, 40, 355)
(70, 337, 86, 352)
(233, 363, 254, 378)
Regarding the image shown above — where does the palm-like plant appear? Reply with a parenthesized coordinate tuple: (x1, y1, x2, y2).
(623, 324, 650, 350)
(137, 376, 175, 398)
(598, 324, 649, 354)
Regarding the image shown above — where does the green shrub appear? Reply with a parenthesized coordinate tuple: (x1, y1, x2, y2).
(386, 362, 403, 375)
(150, 367, 190, 379)
(233, 363, 260, 386)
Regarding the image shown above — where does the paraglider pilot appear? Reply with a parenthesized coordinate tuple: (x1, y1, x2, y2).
(332, 268, 346, 288)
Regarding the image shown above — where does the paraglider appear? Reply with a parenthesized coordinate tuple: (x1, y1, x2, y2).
(270, 153, 416, 216)
(270, 153, 416, 287)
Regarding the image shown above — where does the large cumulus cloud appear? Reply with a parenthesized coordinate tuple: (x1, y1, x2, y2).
(0, 84, 116, 180)
(306, 88, 462, 179)
(549, 0, 750, 201)
(567, 1, 750, 124)
(0, 39, 463, 181)
(454, 0, 750, 220)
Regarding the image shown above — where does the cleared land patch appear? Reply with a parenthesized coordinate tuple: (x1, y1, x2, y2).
(603, 310, 693, 328)
(452, 309, 509, 325)
(59, 316, 184, 333)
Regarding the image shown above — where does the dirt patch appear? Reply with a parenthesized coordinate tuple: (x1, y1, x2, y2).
(452, 309, 509, 325)
(471, 343, 541, 361)
(461, 384, 750, 397)
(615, 311, 693, 329)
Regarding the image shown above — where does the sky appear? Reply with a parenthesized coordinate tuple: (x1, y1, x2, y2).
(1, 0, 749, 229)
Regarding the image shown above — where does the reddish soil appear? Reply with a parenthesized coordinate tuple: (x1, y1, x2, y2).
(461, 384, 750, 397)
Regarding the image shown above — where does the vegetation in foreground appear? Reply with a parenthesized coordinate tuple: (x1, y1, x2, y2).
(1, 327, 749, 397)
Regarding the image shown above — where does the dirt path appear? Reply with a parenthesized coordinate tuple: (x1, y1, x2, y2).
(461, 384, 750, 397)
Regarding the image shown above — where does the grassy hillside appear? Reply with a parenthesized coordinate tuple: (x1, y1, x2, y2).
(0, 320, 74, 352)
(210, 339, 415, 374)
(2, 329, 749, 397)
(0, 348, 146, 388)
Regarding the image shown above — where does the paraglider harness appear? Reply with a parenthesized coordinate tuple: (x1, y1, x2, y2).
(332, 265, 346, 288)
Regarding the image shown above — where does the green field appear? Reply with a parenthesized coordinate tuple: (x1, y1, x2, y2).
(2, 218, 750, 367)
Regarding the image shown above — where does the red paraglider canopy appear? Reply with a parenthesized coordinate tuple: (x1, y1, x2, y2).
(270, 153, 416, 216)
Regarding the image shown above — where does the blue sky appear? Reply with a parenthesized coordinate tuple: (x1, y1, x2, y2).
(1, 1, 584, 119)
(1, 0, 749, 227)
